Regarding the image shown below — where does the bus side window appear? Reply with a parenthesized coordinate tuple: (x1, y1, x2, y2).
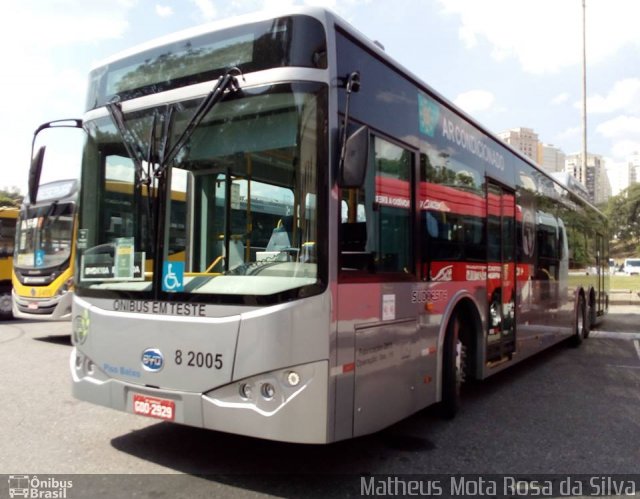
(339, 135, 413, 275)
(419, 150, 485, 280)
(339, 195, 373, 271)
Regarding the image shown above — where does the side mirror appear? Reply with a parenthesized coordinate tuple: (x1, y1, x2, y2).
(29, 146, 45, 205)
(339, 126, 369, 188)
(28, 118, 83, 205)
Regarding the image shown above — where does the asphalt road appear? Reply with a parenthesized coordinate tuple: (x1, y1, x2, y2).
(0, 305, 639, 498)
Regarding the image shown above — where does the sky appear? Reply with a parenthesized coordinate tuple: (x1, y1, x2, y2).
(2, 0, 639, 195)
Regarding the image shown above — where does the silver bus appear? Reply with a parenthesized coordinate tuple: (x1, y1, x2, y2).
(30, 7, 607, 443)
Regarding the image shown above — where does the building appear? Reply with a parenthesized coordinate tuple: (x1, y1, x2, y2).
(496, 126, 612, 204)
(565, 152, 610, 205)
(540, 143, 566, 173)
(497, 127, 540, 163)
(628, 151, 640, 187)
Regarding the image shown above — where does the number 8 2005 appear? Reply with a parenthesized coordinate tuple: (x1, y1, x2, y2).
(174, 349, 223, 369)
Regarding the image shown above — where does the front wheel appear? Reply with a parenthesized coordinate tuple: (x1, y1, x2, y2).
(441, 314, 466, 419)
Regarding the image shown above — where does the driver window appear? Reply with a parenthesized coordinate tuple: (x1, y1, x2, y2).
(340, 134, 413, 275)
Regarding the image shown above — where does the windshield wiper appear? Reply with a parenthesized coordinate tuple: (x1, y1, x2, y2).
(106, 99, 148, 184)
(106, 67, 243, 185)
(154, 67, 243, 178)
(42, 200, 59, 227)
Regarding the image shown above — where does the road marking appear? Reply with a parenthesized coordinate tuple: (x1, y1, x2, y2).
(634, 340, 640, 362)
(590, 331, 640, 340)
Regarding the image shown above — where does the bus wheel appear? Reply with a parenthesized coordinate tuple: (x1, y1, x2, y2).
(441, 314, 466, 419)
(586, 293, 595, 338)
(571, 296, 588, 347)
(0, 292, 12, 320)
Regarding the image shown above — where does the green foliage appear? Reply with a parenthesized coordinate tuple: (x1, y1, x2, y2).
(0, 187, 22, 207)
(605, 184, 640, 250)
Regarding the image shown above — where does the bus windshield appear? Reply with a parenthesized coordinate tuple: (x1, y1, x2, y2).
(78, 82, 326, 299)
(15, 203, 75, 270)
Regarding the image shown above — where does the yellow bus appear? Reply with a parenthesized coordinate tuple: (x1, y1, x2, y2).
(12, 179, 78, 320)
(0, 206, 18, 319)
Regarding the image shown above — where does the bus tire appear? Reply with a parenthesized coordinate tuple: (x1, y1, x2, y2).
(440, 313, 466, 419)
(571, 296, 588, 347)
(0, 291, 12, 320)
(586, 291, 596, 338)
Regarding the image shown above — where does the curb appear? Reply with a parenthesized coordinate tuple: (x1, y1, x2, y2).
(590, 331, 640, 340)
(609, 291, 640, 306)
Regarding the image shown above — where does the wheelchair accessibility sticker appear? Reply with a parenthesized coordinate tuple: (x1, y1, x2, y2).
(35, 249, 45, 268)
(162, 261, 184, 292)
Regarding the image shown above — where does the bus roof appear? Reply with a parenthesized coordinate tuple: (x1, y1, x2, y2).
(91, 5, 333, 70)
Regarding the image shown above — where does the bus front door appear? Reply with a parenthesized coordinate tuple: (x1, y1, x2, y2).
(486, 182, 516, 363)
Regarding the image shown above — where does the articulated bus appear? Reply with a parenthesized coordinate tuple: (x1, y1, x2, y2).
(12, 179, 78, 320)
(0, 206, 18, 319)
(32, 7, 607, 443)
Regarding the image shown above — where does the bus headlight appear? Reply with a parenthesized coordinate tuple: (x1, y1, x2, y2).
(260, 382, 276, 400)
(72, 309, 90, 345)
(56, 278, 74, 296)
(286, 371, 300, 387)
(203, 362, 325, 418)
(239, 383, 253, 400)
(71, 349, 110, 383)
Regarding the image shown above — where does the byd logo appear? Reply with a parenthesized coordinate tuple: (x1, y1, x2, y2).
(141, 348, 164, 372)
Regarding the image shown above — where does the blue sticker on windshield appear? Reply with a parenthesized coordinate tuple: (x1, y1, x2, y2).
(162, 261, 184, 292)
(35, 249, 45, 268)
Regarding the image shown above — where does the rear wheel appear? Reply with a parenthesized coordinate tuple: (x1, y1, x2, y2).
(441, 314, 466, 419)
(571, 296, 588, 347)
(586, 293, 595, 338)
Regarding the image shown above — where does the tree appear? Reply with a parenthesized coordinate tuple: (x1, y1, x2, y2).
(0, 187, 22, 207)
(605, 183, 640, 248)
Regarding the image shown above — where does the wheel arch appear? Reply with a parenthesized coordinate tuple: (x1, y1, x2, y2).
(436, 291, 484, 398)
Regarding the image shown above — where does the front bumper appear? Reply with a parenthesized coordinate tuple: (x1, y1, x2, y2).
(12, 289, 73, 321)
(71, 349, 330, 444)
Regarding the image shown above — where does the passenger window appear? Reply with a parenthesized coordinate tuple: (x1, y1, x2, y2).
(420, 150, 485, 279)
(340, 135, 413, 275)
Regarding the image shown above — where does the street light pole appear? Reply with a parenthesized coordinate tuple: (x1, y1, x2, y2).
(582, 0, 588, 179)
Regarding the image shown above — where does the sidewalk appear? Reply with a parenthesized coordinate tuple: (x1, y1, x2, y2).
(608, 289, 640, 306)
(593, 289, 639, 335)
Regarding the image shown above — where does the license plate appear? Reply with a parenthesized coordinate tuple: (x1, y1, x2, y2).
(132, 394, 175, 421)
(28, 303, 39, 310)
